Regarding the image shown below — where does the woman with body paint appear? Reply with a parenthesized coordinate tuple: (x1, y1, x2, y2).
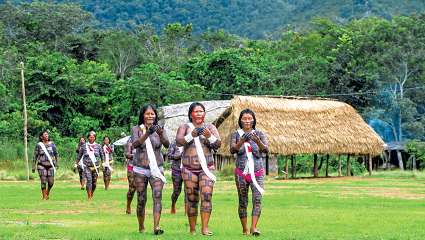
(176, 102, 221, 236)
(32, 130, 59, 200)
(76, 130, 104, 200)
(131, 104, 169, 235)
(230, 109, 268, 236)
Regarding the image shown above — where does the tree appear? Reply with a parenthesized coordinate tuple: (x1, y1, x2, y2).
(99, 30, 142, 79)
(370, 16, 425, 141)
(185, 48, 271, 99)
(0, 2, 93, 50)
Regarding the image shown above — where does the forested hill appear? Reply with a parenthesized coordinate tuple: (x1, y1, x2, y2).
(5, 0, 425, 38)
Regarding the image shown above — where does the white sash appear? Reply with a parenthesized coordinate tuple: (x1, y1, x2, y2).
(140, 124, 166, 183)
(187, 123, 216, 182)
(38, 142, 56, 174)
(237, 129, 264, 195)
(86, 143, 99, 175)
(102, 145, 114, 171)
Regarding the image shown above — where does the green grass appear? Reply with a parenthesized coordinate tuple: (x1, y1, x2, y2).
(1, 171, 425, 240)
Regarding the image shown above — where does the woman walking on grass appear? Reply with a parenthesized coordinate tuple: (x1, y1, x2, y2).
(76, 130, 104, 200)
(230, 109, 268, 236)
(176, 102, 221, 236)
(32, 130, 59, 200)
(131, 104, 169, 234)
(102, 136, 114, 190)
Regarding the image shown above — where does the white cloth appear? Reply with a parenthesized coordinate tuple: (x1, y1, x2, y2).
(187, 123, 216, 182)
(102, 145, 114, 171)
(86, 143, 99, 175)
(38, 142, 56, 174)
(237, 129, 264, 195)
(140, 124, 166, 183)
(133, 165, 164, 178)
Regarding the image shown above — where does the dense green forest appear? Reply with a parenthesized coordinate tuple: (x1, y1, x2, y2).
(3, 0, 425, 38)
(0, 1, 424, 161)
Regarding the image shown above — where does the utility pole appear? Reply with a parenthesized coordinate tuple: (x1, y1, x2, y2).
(20, 62, 29, 181)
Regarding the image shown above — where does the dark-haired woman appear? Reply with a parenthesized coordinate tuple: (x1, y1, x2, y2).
(176, 102, 221, 236)
(230, 109, 268, 236)
(76, 130, 104, 200)
(32, 131, 59, 200)
(102, 136, 114, 190)
(74, 137, 86, 190)
(131, 104, 169, 234)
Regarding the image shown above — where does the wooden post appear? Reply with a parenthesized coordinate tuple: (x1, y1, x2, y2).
(325, 154, 329, 177)
(412, 155, 417, 171)
(313, 154, 318, 177)
(20, 62, 30, 181)
(337, 155, 342, 177)
(386, 150, 391, 170)
(284, 156, 289, 180)
(291, 155, 295, 178)
(397, 150, 404, 170)
(368, 154, 372, 176)
(346, 154, 351, 176)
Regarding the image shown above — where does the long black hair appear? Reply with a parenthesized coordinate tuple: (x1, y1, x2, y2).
(138, 104, 159, 125)
(238, 108, 257, 129)
(188, 102, 206, 122)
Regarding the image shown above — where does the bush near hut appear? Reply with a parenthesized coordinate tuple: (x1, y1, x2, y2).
(406, 140, 425, 169)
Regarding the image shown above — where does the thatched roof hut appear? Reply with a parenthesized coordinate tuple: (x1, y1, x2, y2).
(214, 96, 384, 157)
(159, 100, 231, 143)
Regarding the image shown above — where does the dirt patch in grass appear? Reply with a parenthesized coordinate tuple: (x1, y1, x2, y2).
(2, 220, 66, 226)
(338, 186, 425, 200)
(12, 209, 91, 215)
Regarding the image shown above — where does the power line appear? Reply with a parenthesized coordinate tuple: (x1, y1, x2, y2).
(58, 78, 425, 98)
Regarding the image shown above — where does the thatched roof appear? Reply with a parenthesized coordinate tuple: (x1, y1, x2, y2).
(214, 96, 384, 156)
(159, 100, 231, 143)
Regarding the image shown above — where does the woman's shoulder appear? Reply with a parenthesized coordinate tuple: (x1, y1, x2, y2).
(131, 125, 140, 132)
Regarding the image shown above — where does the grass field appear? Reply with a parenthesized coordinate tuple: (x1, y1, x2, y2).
(1, 171, 425, 240)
